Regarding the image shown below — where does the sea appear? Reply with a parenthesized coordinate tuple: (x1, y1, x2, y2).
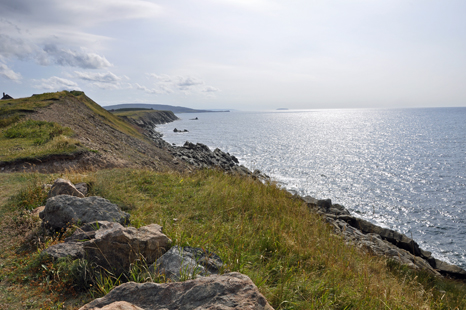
(156, 108, 466, 269)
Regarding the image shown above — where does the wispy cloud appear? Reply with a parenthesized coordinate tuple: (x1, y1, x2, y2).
(140, 73, 220, 96)
(75, 71, 121, 83)
(43, 45, 112, 69)
(0, 62, 22, 81)
(33, 76, 80, 91)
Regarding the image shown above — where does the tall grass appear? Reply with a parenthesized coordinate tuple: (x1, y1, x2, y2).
(2, 169, 466, 309)
(83, 168, 466, 309)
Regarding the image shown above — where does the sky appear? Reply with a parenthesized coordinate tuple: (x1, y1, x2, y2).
(1, 0, 466, 110)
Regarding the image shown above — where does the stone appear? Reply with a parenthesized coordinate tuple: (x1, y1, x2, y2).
(43, 242, 85, 260)
(31, 206, 45, 218)
(48, 178, 85, 198)
(83, 222, 171, 274)
(153, 246, 223, 281)
(78, 272, 274, 310)
(337, 215, 423, 257)
(75, 182, 88, 196)
(92, 301, 144, 310)
(43, 221, 171, 275)
(433, 259, 466, 279)
(302, 196, 350, 216)
(39, 195, 130, 230)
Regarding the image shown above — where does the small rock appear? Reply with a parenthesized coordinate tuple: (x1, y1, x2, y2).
(48, 178, 85, 198)
(152, 246, 223, 281)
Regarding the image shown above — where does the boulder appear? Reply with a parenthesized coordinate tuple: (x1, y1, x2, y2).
(44, 221, 171, 275)
(302, 196, 350, 216)
(48, 178, 85, 198)
(79, 272, 274, 310)
(433, 259, 466, 279)
(39, 195, 130, 230)
(337, 215, 424, 257)
(43, 242, 85, 260)
(83, 222, 171, 274)
(153, 246, 223, 281)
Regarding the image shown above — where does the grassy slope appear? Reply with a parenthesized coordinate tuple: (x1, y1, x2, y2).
(0, 92, 86, 163)
(71, 92, 147, 140)
(1, 169, 466, 309)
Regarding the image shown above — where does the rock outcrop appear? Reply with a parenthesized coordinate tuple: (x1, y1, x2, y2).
(79, 272, 274, 310)
(44, 221, 171, 274)
(48, 178, 86, 198)
(153, 246, 223, 281)
(40, 195, 130, 230)
(302, 195, 466, 279)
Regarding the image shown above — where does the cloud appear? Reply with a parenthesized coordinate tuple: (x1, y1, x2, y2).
(43, 45, 112, 69)
(0, 63, 22, 81)
(1, 0, 162, 27)
(75, 71, 121, 83)
(0, 34, 36, 59)
(33, 76, 80, 91)
(0, 33, 112, 70)
(141, 73, 220, 96)
(75, 71, 131, 90)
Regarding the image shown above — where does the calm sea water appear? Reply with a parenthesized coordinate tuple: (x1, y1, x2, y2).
(157, 108, 466, 269)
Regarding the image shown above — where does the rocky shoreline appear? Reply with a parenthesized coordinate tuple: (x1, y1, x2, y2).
(138, 113, 466, 281)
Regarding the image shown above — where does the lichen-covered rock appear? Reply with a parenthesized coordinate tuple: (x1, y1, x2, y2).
(79, 272, 274, 310)
(39, 195, 130, 230)
(153, 246, 223, 281)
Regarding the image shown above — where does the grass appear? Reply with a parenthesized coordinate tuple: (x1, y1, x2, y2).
(69, 91, 148, 141)
(0, 119, 82, 162)
(0, 92, 63, 129)
(0, 90, 155, 164)
(1, 169, 466, 309)
(112, 109, 163, 119)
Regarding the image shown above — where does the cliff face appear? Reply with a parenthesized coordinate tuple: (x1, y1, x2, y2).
(119, 110, 179, 129)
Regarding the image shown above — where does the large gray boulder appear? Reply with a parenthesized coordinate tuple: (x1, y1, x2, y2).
(48, 178, 85, 198)
(39, 195, 130, 230)
(79, 272, 274, 310)
(84, 222, 171, 274)
(153, 246, 223, 281)
(44, 221, 171, 275)
(337, 215, 424, 257)
(433, 259, 466, 279)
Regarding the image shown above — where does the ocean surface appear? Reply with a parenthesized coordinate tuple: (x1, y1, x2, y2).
(157, 108, 466, 269)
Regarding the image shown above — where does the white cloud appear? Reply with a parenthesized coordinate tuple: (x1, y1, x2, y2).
(33, 76, 80, 91)
(75, 71, 121, 83)
(0, 63, 22, 81)
(43, 45, 112, 69)
(141, 73, 220, 96)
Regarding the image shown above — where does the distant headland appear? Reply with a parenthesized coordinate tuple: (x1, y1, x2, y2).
(104, 103, 229, 113)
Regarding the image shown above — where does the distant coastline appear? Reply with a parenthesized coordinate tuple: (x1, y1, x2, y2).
(104, 103, 229, 114)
